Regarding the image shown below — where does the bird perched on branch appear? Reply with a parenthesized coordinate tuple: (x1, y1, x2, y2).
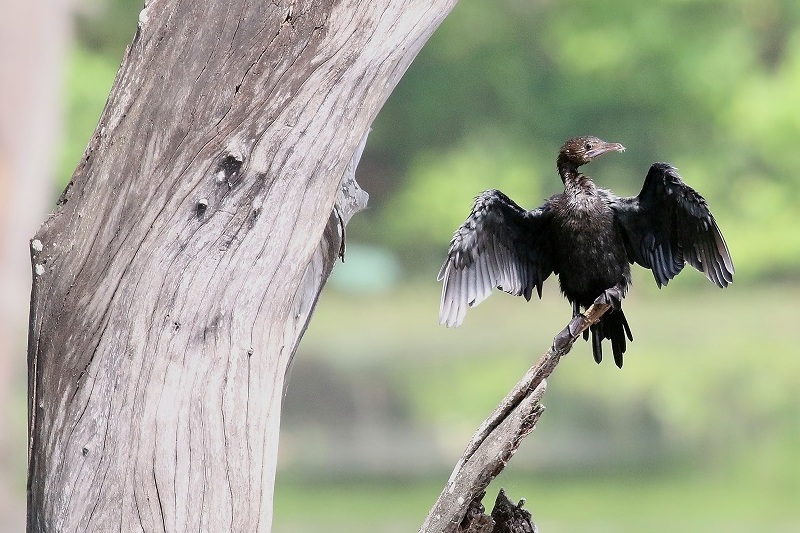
(437, 136, 734, 368)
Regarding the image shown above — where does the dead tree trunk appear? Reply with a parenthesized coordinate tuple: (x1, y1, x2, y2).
(27, 1, 456, 531)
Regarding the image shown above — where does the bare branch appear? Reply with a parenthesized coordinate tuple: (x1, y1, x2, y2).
(420, 301, 612, 533)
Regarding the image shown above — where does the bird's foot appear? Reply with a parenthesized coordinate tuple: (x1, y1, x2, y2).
(553, 311, 588, 353)
(595, 286, 624, 310)
(553, 322, 578, 354)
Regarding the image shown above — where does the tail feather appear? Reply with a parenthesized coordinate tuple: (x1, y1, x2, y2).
(588, 309, 634, 368)
(591, 324, 603, 363)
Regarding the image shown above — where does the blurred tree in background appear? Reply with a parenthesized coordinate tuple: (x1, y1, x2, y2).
(46, 1, 800, 531)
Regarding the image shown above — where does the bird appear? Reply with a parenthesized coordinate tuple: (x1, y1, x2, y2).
(437, 136, 734, 368)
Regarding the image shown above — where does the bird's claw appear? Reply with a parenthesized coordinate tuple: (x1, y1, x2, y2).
(595, 287, 623, 310)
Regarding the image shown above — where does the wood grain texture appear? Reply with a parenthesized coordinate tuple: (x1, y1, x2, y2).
(27, 1, 456, 531)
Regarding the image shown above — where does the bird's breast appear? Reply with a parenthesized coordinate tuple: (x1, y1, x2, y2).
(556, 190, 612, 230)
(550, 193, 630, 303)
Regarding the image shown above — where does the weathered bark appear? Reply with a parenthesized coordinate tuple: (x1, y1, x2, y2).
(459, 489, 537, 533)
(488, 489, 537, 533)
(420, 302, 612, 533)
(27, 1, 456, 531)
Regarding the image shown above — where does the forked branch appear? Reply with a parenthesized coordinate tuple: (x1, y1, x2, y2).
(419, 301, 612, 533)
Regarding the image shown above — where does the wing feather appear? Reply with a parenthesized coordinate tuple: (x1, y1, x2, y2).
(612, 163, 734, 289)
(438, 189, 553, 327)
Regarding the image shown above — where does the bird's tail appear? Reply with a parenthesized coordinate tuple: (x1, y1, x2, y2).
(589, 309, 634, 368)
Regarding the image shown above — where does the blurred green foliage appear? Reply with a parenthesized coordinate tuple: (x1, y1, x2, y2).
(369, 0, 800, 278)
(64, 0, 800, 281)
(59, 47, 117, 180)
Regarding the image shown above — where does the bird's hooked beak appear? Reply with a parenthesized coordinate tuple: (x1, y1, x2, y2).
(587, 141, 625, 159)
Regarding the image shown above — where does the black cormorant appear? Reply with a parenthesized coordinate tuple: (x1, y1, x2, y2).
(437, 136, 734, 368)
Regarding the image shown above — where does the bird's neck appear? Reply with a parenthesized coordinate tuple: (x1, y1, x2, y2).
(558, 161, 595, 192)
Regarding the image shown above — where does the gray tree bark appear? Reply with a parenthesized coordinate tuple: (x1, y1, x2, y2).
(27, 1, 456, 531)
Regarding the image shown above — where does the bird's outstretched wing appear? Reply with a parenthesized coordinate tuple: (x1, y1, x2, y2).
(611, 162, 734, 288)
(438, 189, 553, 327)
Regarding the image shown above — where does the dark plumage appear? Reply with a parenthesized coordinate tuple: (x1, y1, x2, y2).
(438, 136, 734, 367)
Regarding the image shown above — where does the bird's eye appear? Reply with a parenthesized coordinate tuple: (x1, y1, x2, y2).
(585, 142, 593, 151)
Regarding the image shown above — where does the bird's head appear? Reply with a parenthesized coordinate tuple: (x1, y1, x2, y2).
(558, 136, 625, 170)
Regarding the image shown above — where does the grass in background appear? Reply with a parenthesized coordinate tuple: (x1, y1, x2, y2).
(275, 466, 800, 533)
(276, 278, 800, 532)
